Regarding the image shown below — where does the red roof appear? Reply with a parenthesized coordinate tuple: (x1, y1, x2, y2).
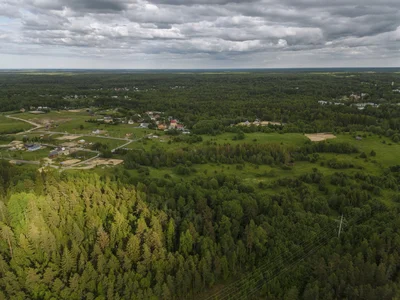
(170, 120, 177, 123)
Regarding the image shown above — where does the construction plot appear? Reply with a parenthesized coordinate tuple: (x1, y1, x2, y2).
(305, 133, 337, 142)
(56, 135, 82, 141)
(86, 158, 124, 167)
(60, 159, 81, 166)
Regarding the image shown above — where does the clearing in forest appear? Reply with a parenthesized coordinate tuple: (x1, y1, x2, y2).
(305, 133, 336, 142)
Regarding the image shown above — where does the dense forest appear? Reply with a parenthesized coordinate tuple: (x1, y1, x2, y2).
(1, 152, 400, 299)
(1, 71, 400, 299)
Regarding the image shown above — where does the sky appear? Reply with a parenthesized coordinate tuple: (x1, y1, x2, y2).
(0, 0, 399, 69)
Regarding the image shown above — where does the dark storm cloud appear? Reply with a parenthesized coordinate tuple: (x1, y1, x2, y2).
(149, 0, 259, 5)
(0, 0, 399, 68)
(29, 0, 129, 12)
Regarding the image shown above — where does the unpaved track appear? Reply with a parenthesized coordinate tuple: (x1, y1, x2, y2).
(5, 115, 43, 134)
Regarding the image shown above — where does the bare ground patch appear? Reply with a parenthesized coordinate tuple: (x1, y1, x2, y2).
(87, 158, 124, 167)
(60, 159, 81, 166)
(305, 133, 337, 142)
(56, 135, 82, 141)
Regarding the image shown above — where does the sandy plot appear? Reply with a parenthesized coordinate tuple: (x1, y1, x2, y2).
(60, 159, 81, 166)
(68, 109, 83, 113)
(305, 133, 337, 142)
(56, 135, 82, 141)
(60, 142, 78, 147)
(88, 158, 124, 166)
(9, 140, 24, 146)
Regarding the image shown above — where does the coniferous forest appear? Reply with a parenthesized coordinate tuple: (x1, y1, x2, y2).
(1, 70, 400, 299)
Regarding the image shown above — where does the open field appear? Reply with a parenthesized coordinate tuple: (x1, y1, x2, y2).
(82, 136, 129, 150)
(125, 132, 309, 151)
(0, 147, 49, 161)
(333, 132, 400, 167)
(124, 131, 399, 189)
(0, 115, 32, 134)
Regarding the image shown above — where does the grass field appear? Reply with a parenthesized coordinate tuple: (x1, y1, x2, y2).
(124, 131, 400, 196)
(82, 136, 128, 150)
(0, 147, 49, 161)
(126, 132, 309, 151)
(332, 133, 400, 167)
(0, 115, 32, 134)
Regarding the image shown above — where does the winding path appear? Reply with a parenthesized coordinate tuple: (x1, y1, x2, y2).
(5, 115, 43, 134)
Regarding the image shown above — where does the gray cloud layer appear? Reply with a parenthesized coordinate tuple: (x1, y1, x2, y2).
(0, 0, 399, 68)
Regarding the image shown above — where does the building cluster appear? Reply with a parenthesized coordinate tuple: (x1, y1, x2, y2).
(49, 147, 70, 158)
(62, 95, 87, 100)
(237, 120, 283, 126)
(349, 93, 369, 101)
(352, 103, 379, 110)
(318, 101, 344, 106)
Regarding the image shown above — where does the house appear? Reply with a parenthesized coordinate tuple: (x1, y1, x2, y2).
(356, 136, 363, 141)
(92, 129, 101, 134)
(176, 124, 184, 131)
(49, 150, 59, 158)
(350, 93, 362, 101)
(128, 120, 134, 125)
(158, 124, 166, 130)
(104, 116, 113, 123)
(20, 108, 26, 113)
(318, 100, 329, 105)
(26, 144, 41, 152)
(78, 139, 86, 144)
(353, 103, 379, 110)
(139, 123, 149, 128)
(169, 120, 177, 129)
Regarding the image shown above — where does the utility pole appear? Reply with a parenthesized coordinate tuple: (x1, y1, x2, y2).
(338, 214, 344, 238)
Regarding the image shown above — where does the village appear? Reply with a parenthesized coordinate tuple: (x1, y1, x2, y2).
(0, 108, 190, 170)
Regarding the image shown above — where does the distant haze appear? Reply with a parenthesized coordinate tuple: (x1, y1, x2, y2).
(0, 0, 399, 69)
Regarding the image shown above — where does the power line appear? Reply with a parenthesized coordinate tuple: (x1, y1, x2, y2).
(243, 230, 334, 300)
(206, 213, 366, 300)
(240, 214, 367, 300)
(222, 227, 337, 300)
(206, 221, 337, 300)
